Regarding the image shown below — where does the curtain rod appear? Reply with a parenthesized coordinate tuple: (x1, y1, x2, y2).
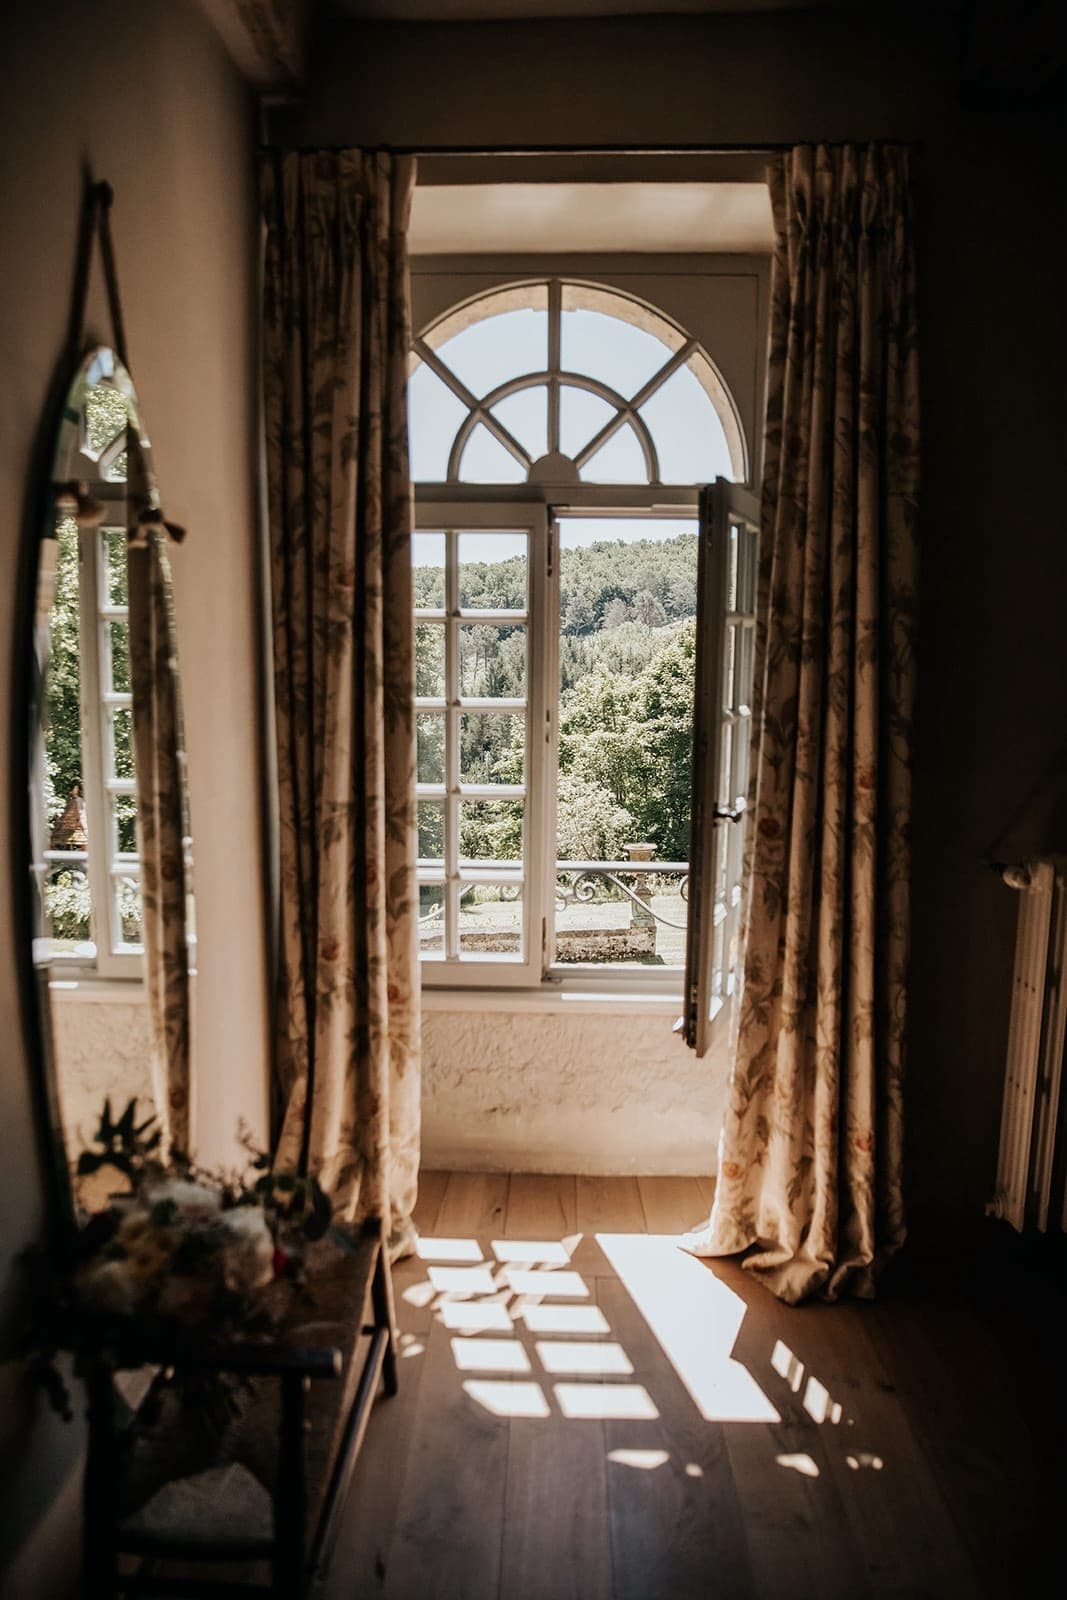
(257, 134, 923, 157)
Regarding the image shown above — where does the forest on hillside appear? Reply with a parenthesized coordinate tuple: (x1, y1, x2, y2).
(415, 532, 698, 865)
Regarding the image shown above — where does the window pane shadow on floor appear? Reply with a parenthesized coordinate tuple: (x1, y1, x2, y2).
(321, 1175, 1051, 1600)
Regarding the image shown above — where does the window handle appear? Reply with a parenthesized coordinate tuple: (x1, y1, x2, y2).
(713, 803, 745, 824)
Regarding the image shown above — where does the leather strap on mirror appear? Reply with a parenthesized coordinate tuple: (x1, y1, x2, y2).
(68, 180, 129, 370)
(64, 179, 186, 544)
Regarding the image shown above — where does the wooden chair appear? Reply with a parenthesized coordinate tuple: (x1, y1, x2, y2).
(80, 1216, 398, 1598)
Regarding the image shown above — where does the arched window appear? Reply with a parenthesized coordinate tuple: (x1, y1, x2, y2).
(410, 277, 756, 1009)
(409, 280, 746, 489)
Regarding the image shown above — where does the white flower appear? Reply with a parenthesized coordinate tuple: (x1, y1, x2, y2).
(80, 1258, 138, 1316)
(146, 1180, 222, 1220)
(217, 1207, 275, 1294)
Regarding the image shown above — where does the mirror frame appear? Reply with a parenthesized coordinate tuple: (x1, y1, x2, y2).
(12, 338, 167, 1236)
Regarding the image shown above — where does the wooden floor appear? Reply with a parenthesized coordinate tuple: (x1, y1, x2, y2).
(323, 1174, 1061, 1600)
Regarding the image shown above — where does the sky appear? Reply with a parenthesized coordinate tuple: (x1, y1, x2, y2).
(413, 518, 698, 570)
(408, 303, 734, 489)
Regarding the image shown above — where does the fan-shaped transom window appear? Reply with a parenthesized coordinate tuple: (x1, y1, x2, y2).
(409, 281, 747, 488)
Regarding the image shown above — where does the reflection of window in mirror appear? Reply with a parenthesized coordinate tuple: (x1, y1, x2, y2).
(35, 350, 144, 980)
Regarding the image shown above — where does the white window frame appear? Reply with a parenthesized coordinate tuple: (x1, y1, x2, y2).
(683, 479, 760, 1054)
(416, 486, 704, 997)
(36, 487, 143, 984)
(416, 500, 551, 988)
(410, 259, 767, 1006)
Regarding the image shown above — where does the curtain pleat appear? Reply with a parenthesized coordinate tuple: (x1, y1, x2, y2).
(127, 440, 194, 1151)
(686, 145, 919, 1303)
(260, 149, 420, 1248)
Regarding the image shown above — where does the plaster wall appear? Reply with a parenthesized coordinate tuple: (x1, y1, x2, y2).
(0, 1, 266, 1586)
(422, 1004, 728, 1173)
(281, 7, 1067, 1222)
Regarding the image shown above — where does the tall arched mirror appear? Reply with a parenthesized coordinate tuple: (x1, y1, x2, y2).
(30, 345, 195, 1209)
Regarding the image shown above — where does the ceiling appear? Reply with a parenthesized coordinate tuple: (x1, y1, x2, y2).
(409, 181, 775, 253)
(325, 1, 881, 18)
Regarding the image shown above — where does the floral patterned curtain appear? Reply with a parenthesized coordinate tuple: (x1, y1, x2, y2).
(260, 149, 421, 1253)
(685, 145, 920, 1303)
(127, 440, 194, 1151)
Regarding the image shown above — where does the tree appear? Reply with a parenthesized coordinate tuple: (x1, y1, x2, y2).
(634, 589, 667, 632)
(556, 772, 635, 861)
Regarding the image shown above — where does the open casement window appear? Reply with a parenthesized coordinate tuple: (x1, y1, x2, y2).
(34, 355, 143, 980)
(415, 503, 551, 987)
(683, 480, 760, 1054)
(409, 271, 760, 999)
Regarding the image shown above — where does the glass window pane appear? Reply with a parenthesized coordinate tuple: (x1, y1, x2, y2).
(460, 712, 525, 785)
(412, 532, 445, 609)
(458, 532, 527, 610)
(409, 364, 468, 482)
(115, 873, 143, 946)
(459, 424, 528, 484)
(44, 862, 92, 950)
(434, 304, 548, 397)
(718, 722, 734, 810)
(559, 385, 617, 459)
(459, 625, 526, 698)
(44, 517, 84, 832)
(580, 423, 647, 484)
(418, 884, 446, 958)
(560, 295, 675, 398)
(84, 383, 129, 458)
(737, 627, 754, 715)
(458, 882, 524, 961)
(733, 719, 750, 814)
(459, 799, 524, 864)
(490, 387, 547, 464)
(415, 623, 446, 698)
(418, 800, 445, 862)
(726, 523, 739, 612)
(111, 706, 134, 781)
(416, 713, 446, 785)
(723, 624, 737, 714)
(108, 619, 130, 693)
(103, 528, 128, 606)
(639, 363, 733, 485)
(741, 525, 758, 613)
(715, 822, 729, 904)
(712, 915, 725, 1001)
(114, 792, 138, 855)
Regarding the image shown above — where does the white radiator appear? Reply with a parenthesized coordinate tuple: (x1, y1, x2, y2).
(988, 860, 1067, 1232)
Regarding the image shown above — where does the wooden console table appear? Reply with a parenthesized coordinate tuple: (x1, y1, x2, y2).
(80, 1215, 398, 1598)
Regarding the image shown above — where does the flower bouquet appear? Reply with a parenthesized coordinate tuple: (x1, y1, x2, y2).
(27, 1098, 333, 1420)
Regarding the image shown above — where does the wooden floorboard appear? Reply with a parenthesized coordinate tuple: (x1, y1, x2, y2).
(324, 1172, 1057, 1600)
(636, 1175, 709, 1236)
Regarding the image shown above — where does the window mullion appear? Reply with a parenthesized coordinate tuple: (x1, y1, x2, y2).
(547, 279, 562, 456)
(445, 529, 460, 959)
(77, 526, 112, 972)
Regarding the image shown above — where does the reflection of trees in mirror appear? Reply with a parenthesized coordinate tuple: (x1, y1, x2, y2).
(45, 517, 83, 829)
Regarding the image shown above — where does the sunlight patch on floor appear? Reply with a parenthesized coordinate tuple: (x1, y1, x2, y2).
(535, 1340, 633, 1376)
(607, 1449, 670, 1470)
(451, 1337, 531, 1373)
(463, 1380, 550, 1418)
(555, 1382, 659, 1420)
(595, 1233, 780, 1423)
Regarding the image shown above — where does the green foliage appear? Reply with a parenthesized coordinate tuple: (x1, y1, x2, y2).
(44, 517, 84, 824)
(412, 531, 699, 867)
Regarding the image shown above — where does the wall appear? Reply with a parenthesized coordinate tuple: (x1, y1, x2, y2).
(422, 999, 730, 1172)
(279, 7, 1067, 1220)
(0, 1, 267, 1589)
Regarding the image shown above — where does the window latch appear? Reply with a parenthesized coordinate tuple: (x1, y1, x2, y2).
(713, 803, 746, 824)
